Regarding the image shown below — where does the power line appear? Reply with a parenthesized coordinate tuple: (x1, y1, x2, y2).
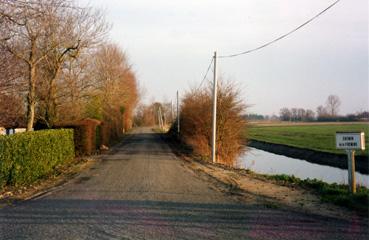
(219, 0, 341, 58)
(197, 57, 214, 90)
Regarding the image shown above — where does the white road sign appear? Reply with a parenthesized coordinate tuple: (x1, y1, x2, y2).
(336, 132, 365, 150)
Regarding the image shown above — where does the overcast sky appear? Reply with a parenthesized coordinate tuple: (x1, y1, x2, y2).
(82, 0, 368, 115)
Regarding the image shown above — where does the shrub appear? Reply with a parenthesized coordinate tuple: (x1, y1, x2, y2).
(0, 129, 74, 187)
(101, 121, 113, 146)
(96, 124, 102, 148)
(55, 118, 101, 156)
(178, 80, 247, 165)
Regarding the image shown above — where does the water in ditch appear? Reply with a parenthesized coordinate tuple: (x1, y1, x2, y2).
(235, 147, 369, 187)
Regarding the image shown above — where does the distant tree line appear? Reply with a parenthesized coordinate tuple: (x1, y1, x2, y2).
(279, 108, 315, 122)
(0, 0, 139, 134)
(244, 114, 280, 121)
(278, 95, 368, 122)
(134, 102, 174, 127)
(244, 114, 266, 121)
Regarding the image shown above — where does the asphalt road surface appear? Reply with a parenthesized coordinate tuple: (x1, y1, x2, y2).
(0, 128, 368, 240)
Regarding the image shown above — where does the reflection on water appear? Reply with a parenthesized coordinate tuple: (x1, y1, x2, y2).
(236, 147, 369, 188)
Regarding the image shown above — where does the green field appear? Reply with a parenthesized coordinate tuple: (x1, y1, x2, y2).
(246, 123, 369, 156)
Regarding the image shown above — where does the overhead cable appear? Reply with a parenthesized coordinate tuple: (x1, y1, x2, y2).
(197, 57, 214, 90)
(219, 0, 341, 58)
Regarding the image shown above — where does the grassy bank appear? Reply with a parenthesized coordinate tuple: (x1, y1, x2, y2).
(246, 123, 369, 156)
(264, 174, 369, 213)
(164, 132, 368, 215)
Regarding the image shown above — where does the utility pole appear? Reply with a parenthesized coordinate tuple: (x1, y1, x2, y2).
(159, 106, 163, 129)
(157, 108, 161, 129)
(211, 51, 218, 163)
(161, 106, 166, 127)
(177, 91, 180, 135)
(171, 100, 174, 123)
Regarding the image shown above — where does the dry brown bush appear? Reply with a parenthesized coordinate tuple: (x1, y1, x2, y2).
(54, 118, 101, 156)
(180, 81, 247, 166)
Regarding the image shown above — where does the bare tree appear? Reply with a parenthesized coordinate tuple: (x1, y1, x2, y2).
(279, 108, 291, 121)
(0, 45, 26, 94)
(0, 0, 109, 130)
(36, 2, 109, 127)
(0, 0, 64, 130)
(325, 94, 341, 117)
(305, 109, 315, 121)
(83, 43, 138, 140)
(0, 94, 25, 128)
(316, 105, 328, 120)
(290, 108, 298, 122)
(280, 107, 315, 122)
(134, 104, 156, 127)
(56, 55, 95, 122)
(297, 108, 306, 121)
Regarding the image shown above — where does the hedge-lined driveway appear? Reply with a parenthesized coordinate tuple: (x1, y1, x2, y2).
(0, 128, 368, 240)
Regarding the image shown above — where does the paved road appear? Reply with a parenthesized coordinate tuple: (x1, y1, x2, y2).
(0, 128, 368, 239)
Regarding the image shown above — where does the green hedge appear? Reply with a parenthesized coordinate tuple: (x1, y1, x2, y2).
(0, 129, 75, 187)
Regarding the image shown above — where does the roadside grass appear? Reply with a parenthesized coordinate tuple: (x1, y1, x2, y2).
(246, 123, 369, 156)
(0, 157, 90, 203)
(165, 131, 369, 214)
(265, 174, 369, 213)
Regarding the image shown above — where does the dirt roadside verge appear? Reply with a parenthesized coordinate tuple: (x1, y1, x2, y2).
(164, 135, 368, 221)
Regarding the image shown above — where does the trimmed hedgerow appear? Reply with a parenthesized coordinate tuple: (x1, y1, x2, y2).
(55, 118, 101, 156)
(0, 129, 74, 187)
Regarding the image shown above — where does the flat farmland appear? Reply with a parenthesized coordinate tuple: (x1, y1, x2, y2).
(246, 123, 369, 157)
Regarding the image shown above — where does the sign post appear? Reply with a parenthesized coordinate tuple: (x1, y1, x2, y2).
(336, 132, 365, 194)
(346, 150, 356, 193)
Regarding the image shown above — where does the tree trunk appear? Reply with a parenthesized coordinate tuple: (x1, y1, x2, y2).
(45, 76, 57, 127)
(26, 63, 36, 131)
(44, 63, 62, 128)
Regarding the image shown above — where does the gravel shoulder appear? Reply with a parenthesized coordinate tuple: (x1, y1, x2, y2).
(183, 159, 365, 220)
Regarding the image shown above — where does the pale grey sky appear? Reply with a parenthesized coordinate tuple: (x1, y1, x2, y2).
(82, 0, 368, 115)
